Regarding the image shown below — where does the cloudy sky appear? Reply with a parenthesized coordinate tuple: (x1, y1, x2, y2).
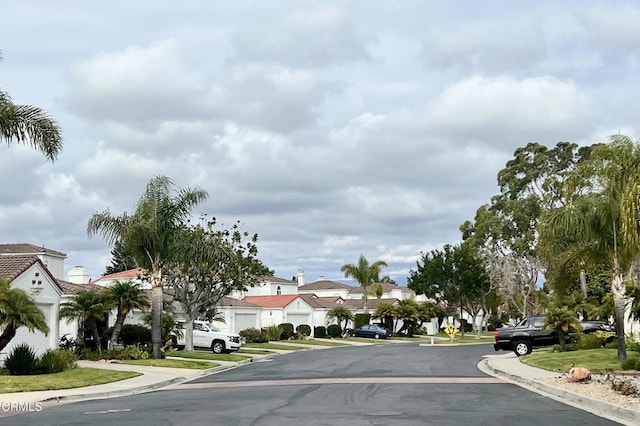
(1, 1, 639, 285)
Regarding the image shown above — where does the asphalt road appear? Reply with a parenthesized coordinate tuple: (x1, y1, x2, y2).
(2, 342, 620, 425)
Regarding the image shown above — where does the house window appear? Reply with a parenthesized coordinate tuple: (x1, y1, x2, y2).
(276, 286, 281, 295)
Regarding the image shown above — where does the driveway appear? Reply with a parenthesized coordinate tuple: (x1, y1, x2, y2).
(2, 343, 619, 425)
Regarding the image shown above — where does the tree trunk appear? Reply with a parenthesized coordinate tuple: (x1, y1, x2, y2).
(363, 287, 369, 314)
(612, 256, 627, 362)
(151, 267, 164, 359)
(559, 332, 567, 352)
(0, 326, 17, 352)
(109, 311, 128, 349)
(185, 318, 194, 352)
(89, 320, 102, 356)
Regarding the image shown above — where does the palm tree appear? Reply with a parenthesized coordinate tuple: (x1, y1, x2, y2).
(0, 278, 49, 352)
(539, 135, 640, 362)
(105, 280, 150, 349)
(87, 175, 208, 358)
(0, 51, 63, 162)
(60, 290, 113, 356)
(372, 302, 397, 332)
(341, 255, 388, 314)
(326, 306, 354, 332)
(544, 304, 583, 352)
(369, 283, 384, 299)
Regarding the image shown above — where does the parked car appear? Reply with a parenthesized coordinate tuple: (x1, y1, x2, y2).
(353, 324, 390, 339)
(172, 320, 242, 354)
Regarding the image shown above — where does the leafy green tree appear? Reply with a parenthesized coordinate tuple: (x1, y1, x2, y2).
(395, 299, 419, 335)
(87, 175, 208, 359)
(369, 283, 384, 299)
(60, 291, 113, 356)
(544, 303, 582, 352)
(326, 306, 354, 331)
(105, 280, 150, 349)
(0, 278, 49, 352)
(340, 255, 388, 314)
(0, 51, 63, 161)
(164, 217, 271, 351)
(539, 135, 640, 362)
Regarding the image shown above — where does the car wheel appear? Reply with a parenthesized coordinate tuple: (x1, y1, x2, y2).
(177, 345, 185, 351)
(374, 333, 380, 339)
(512, 340, 532, 356)
(212, 340, 225, 354)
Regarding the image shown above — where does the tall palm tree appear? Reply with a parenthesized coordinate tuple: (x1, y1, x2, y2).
(326, 306, 354, 331)
(539, 135, 640, 362)
(373, 302, 397, 332)
(105, 280, 150, 349)
(87, 175, 208, 358)
(60, 290, 113, 356)
(341, 255, 387, 314)
(0, 278, 49, 352)
(0, 51, 63, 162)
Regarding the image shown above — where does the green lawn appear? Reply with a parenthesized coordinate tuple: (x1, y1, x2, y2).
(0, 367, 140, 393)
(282, 339, 349, 347)
(242, 343, 308, 351)
(166, 350, 251, 362)
(114, 359, 216, 369)
(521, 348, 640, 373)
(239, 348, 275, 355)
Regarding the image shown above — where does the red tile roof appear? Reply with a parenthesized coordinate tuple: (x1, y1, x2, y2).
(298, 294, 342, 309)
(217, 296, 260, 307)
(56, 279, 105, 295)
(243, 295, 300, 308)
(93, 268, 147, 282)
(0, 255, 39, 281)
(0, 243, 66, 258)
(260, 276, 297, 284)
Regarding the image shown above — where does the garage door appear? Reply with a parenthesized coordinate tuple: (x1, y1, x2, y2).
(286, 314, 311, 330)
(234, 314, 257, 333)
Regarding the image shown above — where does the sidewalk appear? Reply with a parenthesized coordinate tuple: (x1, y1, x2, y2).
(481, 352, 640, 426)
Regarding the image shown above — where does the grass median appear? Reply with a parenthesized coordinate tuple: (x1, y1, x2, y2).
(114, 359, 216, 369)
(166, 350, 251, 362)
(521, 348, 640, 373)
(0, 367, 140, 393)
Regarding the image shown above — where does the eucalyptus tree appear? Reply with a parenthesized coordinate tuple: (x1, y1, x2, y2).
(539, 135, 640, 362)
(0, 51, 63, 162)
(60, 290, 113, 356)
(163, 217, 271, 352)
(87, 175, 208, 358)
(340, 255, 387, 314)
(105, 280, 150, 349)
(460, 142, 594, 317)
(0, 278, 49, 352)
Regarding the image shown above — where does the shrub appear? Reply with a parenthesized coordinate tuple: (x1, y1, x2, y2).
(296, 324, 311, 339)
(354, 314, 371, 329)
(263, 325, 282, 341)
(573, 333, 606, 350)
(59, 334, 84, 356)
(121, 345, 148, 360)
(103, 349, 124, 360)
(327, 324, 342, 338)
(278, 323, 294, 340)
(106, 324, 152, 346)
(240, 328, 262, 343)
(38, 349, 77, 374)
(314, 326, 327, 338)
(627, 341, 640, 352)
(5, 343, 39, 375)
(551, 344, 562, 353)
(605, 339, 618, 349)
(621, 357, 640, 371)
(81, 349, 103, 361)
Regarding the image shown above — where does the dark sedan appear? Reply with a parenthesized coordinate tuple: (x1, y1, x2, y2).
(353, 324, 390, 339)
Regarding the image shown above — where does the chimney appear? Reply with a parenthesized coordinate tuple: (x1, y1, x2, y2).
(67, 266, 91, 284)
(318, 276, 326, 281)
(296, 270, 305, 287)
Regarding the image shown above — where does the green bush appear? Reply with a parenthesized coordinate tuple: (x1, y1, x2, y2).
(278, 323, 294, 340)
(5, 343, 39, 375)
(327, 324, 342, 338)
(573, 333, 606, 350)
(38, 349, 77, 374)
(121, 345, 149, 360)
(263, 325, 282, 341)
(296, 324, 311, 339)
(106, 324, 152, 346)
(626, 340, 640, 352)
(622, 357, 640, 371)
(605, 339, 618, 349)
(81, 349, 103, 361)
(314, 326, 327, 338)
(240, 328, 263, 343)
(551, 344, 562, 353)
(354, 314, 371, 329)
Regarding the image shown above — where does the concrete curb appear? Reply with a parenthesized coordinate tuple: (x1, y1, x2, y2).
(479, 358, 640, 426)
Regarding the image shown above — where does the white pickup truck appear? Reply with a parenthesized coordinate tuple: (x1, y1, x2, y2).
(173, 320, 242, 354)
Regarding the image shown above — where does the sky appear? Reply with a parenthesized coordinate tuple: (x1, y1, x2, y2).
(1, 1, 639, 286)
